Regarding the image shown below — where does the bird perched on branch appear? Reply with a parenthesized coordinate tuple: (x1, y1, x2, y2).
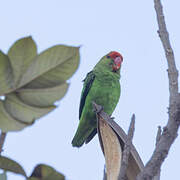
(72, 51, 123, 147)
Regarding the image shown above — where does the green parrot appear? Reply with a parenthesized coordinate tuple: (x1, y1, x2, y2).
(72, 51, 123, 147)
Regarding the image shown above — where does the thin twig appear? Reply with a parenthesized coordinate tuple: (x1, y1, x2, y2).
(0, 132, 7, 155)
(137, 0, 180, 180)
(118, 114, 135, 180)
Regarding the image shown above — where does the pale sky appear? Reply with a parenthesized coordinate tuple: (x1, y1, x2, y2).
(1, 0, 180, 179)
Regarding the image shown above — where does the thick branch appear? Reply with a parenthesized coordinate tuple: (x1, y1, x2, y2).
(137, 0, 180, 180)
(118, 114, 135, 180)
(0, 132, 7, 155)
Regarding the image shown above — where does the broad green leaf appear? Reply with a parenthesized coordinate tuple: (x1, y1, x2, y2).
(8, 36, 37, 87)
(25, 49, 80, 88)
(0, 37, 80, 132)
(17, 82, 69, 107)
(4, 94, 55, 123)
(0, 51, 13, 95)
(29, 164, 64, 180)
(19, 45, 79, 88)
(0, 156, 26, 177)
(0, 171, 7, 180)
(0, 100, 30, 132)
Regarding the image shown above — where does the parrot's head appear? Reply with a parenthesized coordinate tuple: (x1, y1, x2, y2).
(107, 51, 123, 72)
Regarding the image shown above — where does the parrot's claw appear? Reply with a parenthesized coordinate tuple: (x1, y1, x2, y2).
(96, 105, 104, 114)
(110, 117, 115, 120)
(92, 101, 104, 114)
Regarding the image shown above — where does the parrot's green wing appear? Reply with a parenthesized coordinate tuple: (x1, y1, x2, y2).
(72, 71, 96, 147)
(79, 71, 95, 119)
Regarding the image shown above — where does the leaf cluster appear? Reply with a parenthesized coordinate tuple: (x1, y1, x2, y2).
(0, 36, 80, 179)
(0, 36, 80, 132)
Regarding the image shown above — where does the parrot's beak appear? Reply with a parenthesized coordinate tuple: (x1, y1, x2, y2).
(112, 56, 123, 72)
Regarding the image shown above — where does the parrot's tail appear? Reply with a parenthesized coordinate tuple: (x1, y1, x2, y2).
(85, 129, 97, 144)
(71, 127, 95, 147)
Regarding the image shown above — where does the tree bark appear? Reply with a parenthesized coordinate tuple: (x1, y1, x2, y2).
(136, 0, 180, 180)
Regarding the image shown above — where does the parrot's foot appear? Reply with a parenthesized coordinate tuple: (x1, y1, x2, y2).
(96, 106, 103, 114)
(92, 101, 103, 114)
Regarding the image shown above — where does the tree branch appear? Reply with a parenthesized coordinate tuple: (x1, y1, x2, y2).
(137, 0, 180, 180)
(155, 0, 178, 99)
(0, 132, 7, 155)
(118, 114, 135, 180)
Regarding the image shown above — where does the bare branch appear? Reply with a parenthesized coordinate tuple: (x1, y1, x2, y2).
(155, 0, 178, 98)
(118, 114, 135, 180)
(137, 0, 180, 180)
(0, 132, 7, 155)
(152, 171, 160, 180)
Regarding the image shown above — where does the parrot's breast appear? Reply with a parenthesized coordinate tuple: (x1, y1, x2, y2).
(88, 77, 120, 115)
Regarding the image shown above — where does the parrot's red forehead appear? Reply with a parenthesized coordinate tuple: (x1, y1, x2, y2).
(108, 51, 123, 60)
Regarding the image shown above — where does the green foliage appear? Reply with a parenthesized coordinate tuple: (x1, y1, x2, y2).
(29, 164, 65, 180)
(0, 36, 79, 179)
(0, 36, 80, 132)
(0, 156, 26, 177)
(0, 156, 65, 180)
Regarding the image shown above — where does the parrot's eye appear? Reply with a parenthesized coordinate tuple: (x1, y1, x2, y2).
(107, 55, 110, 58)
